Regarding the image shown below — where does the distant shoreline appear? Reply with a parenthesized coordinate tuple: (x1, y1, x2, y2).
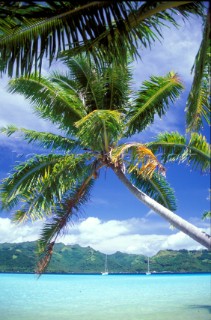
(1, 242, 210, 273)
(1, 271, 211, 275)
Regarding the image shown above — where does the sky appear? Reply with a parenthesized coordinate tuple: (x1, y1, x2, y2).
(0, 11, 210, 257)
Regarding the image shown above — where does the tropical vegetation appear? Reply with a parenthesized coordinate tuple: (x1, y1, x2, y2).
(0, 242, 210, 274)
(0, 1, 205, 77)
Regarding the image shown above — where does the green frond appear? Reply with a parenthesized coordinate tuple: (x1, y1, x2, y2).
(187, 133, 210, 172)
(130, 171, 177, 211)
(1, 125, 80, 152)
(75, 110, 123, 151)
(0, 1, 204, 77)
(59, 3, 204, 70)
(1, 154, 64, 211)
(58, 56, 132, 113)
(101, 62, 132, 112)
(186, 79, 210, 132)
(148, 132, 187, 163)
(148, 132, 210, 173)
(58, 56, 104, 112)
(126, 72, 184, 136)
(7, 75, 84, 133)
(38, 178, 94, 250)
(36, 178, 94, 275)
(36, 242, 54, 277)
(1, 153, 95, 217)
(202, 210, 211, 220)
(186, 7, 210, 132)
(169, 2, 204, 17)
(111, 142, 164, 179)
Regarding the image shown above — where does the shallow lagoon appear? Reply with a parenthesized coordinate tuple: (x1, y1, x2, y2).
(0, 273, 210, 320)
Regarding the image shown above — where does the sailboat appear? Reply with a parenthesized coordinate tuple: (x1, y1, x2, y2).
(146, 256, 151, 275)
(101, 254, 108, 275)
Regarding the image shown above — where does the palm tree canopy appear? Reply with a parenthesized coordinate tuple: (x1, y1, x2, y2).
(0, 1, 205, 77)
(1, 56, 210, 273)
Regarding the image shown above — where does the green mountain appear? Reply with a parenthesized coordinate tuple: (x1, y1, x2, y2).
(0, 242, 210, 273)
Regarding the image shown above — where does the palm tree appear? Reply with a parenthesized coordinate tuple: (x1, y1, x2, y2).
(1, 56, 210, 274)
(0, 1, 205, 77)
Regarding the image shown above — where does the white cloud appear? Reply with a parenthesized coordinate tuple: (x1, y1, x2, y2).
(0, 85, 49, 131)
(0, 218, 44, 243)
(0, 216, 208, 257)
(133, 15, 202, 87)
(160, 231, 210, 251)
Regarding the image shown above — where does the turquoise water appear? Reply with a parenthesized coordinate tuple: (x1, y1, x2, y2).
(0, 273, 210, 320)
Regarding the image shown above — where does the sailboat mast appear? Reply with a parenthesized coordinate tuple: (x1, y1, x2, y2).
(101, 254, 109, 275)
(146, 256, 151, 275)
(105, 254, 108, 272)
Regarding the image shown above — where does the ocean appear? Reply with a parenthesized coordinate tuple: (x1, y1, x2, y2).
(0, 273, 210, 320)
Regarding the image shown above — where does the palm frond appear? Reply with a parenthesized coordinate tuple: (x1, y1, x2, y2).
(0, 1, 204, 77)
(75, 110, 123, 151)
(148, 132, 210, 173)
(1, 154, 64, 211)
(7, 75, 84, 133)
(36, 242, 55, 277)
(202, 210, 211, 220)
(126, 72, 184, 136)
(57, 56, 132, 114)
(130, 171, 177, 211)
(101, 62, 132, 112)
(111, 142, 165, 179)
(148, 132, 187, 162)
(186, 78, 210, 132)
(1, 125, 80, 152)
(187, 133, 210, 172)
(36, 177, 94, 275)
(186, 6, 210, 132)
(1, 153, 95, 217)
(59, 55, 105, 112)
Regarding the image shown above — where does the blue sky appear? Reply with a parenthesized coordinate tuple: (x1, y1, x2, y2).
(0, 12, 210, 256)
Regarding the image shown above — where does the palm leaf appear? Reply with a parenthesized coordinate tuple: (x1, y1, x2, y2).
(1, 125, 81, 152)
(148, 132, 210, 173)
(130, 171, 177, 211)
(58, 2, 204, 70)
(36, 177, 94, 275)
(111, 142, 165, 179)
(187, 132, 210, 172)
(126, 72, 184, 136)
(1, 153, 94, 216)
(202, 210, 211, 220)
(57, 56, 131, 113)
(59, 55, 105, 112)
(75, 110, 123, 151)
(148, 132, 187, 162)
(7, 75, 84, 133)
(1, 154, 64, 210)
(101, 62, 132, 111)
(0, 1, 204, 76)
(186, 6, 210, 132)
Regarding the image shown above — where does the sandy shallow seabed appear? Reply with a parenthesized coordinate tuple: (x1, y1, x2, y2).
(0, 273, 210, 320)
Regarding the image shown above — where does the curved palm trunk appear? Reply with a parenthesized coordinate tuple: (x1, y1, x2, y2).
(113, 168, 211, 249)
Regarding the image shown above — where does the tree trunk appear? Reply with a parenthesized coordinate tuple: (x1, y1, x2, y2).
(114, 168, 211, 250)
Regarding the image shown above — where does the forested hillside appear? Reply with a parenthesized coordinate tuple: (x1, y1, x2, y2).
(0, 242, 210, 273)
